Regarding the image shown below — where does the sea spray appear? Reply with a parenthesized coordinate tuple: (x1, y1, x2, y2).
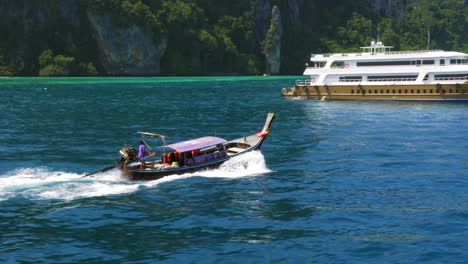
(0, 151, 270, 201)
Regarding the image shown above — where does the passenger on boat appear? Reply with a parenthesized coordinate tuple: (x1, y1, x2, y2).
(218, 144, 225, 153)
(163, 153, 172, 167)
(177, 151, 184, 166)
(217, 144, 226, 157)
(138, 140, 146, 169)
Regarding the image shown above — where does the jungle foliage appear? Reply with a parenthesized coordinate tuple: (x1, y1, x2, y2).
(0, 0, 466, 76)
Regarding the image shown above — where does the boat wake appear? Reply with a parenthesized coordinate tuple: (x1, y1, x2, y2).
(0, 151, 270, 201)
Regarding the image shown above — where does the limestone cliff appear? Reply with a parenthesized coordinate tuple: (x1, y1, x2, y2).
(263, 6, 283, 75)
(0, 0, 81, 65)
(254, 0, 272, 46)
(372, 0, 409, 23)
(87, 11, 167, 76)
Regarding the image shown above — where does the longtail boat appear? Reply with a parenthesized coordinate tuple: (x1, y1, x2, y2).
(116, 113, 275, 181)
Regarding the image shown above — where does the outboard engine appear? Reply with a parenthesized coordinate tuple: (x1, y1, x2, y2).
(119, 146, 138, 168)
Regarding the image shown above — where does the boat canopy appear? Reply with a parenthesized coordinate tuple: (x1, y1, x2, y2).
(166, 136, 227, 152)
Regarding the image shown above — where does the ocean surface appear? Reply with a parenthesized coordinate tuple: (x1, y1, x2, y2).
(1, 77, 467, 263)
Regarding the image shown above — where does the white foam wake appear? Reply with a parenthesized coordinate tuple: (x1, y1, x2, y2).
(0, 151, 270, 201)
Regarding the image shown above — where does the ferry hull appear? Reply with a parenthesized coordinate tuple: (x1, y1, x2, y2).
(282, 83, 468, 101)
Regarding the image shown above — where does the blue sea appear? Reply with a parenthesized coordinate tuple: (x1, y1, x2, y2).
(1, 77, 467, 263)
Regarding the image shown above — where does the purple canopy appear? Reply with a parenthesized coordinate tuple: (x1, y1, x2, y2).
(166, 136, 227, 152)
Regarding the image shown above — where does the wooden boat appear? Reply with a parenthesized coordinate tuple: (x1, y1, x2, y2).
(117, 113, 275, 181)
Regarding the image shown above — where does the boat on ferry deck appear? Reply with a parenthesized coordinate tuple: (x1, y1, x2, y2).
(282, 41, 468, 101)
(117, 113, 275, 181)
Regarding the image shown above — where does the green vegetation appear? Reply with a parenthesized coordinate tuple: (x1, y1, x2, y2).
(0, 0, 466, 76)
(38, 50, 98, 77)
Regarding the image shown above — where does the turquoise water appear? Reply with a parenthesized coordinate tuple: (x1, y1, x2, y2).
(1, 77, 467, 263)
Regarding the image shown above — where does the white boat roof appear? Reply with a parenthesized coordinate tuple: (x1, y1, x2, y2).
(310, 50, 467, 62)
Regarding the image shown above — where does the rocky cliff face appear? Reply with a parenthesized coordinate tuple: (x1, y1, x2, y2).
(87, 11, 167, 76)
(0, 0, 81, 62)
(254, 0, 272, 45)
(0, 0, 167, 76)
(255, 1, 283, 74)
(264, 6, 283, 74)
(372, 0, 408, 23)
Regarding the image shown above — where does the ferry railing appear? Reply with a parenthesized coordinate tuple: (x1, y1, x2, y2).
(339, 79, 363, 82)
(311, 50, 444, 58)
(338, 78, 417, 82)
(367, 78, 417, 82)
(434, 76, 468, 81)
(295, 79, 312, 86)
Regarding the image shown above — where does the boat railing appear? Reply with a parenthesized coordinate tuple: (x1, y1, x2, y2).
(311, 49, 444, 58)
(368, 78, 417, 82)
(282, 87, 293, 94)
(295, 79, 312, 86)
(434, 76, 468, 81)
(339, 79, 363, 82)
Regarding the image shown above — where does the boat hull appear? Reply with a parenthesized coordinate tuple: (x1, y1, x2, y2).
(124, 152, 242, 181)
(282, 83, 468, 101)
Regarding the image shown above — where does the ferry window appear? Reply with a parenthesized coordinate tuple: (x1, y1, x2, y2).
(417, 89, 420, 93)
(380, 90, 384, 93)
(435, 74, 468, 80)
(386, 89, 390, 93)
(375, 90, 378, 94)
(411, 89, 414, 93)
(331, 61, 345, 68)
(449, 89, 453, 93)
(430, 90, 433, 93)
(392, 90, 395, 93)
(450, 59, 456, 64)
(423, 89, 426, 93)
(351, 90, 354, 94)
(368, 90, 372, 94)
(440, 59, 445, 66)
(423, 60, 434, 65)
(404, 90, 408, 94)
(357, 61, 411, 66)
(398, 89, 401, 93)
(311, 61, 326, 68)
(368, 75, 417, 81)
(423, 74, 429, 81)
(339, 76, 362, 82)
(456, 89, 459, 93)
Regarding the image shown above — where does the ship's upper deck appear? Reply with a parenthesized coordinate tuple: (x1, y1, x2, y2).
(310, 41, 467, 62)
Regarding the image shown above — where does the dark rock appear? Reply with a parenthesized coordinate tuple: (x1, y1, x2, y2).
(87, 11, 167, 76)
(264, 5, 282, 74)
(287, 0, 301, 20)
(254, 0, 272, 45)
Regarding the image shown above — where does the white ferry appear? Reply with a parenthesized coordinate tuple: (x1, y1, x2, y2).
(282, 41, 468, 101)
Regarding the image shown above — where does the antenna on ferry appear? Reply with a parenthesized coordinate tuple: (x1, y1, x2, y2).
(427, 29, 431, 50)
(377, 25, 380, 43)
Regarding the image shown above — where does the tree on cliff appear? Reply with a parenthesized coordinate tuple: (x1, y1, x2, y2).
(0, 53, 14, 76)
(38, 49, 98, 76)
